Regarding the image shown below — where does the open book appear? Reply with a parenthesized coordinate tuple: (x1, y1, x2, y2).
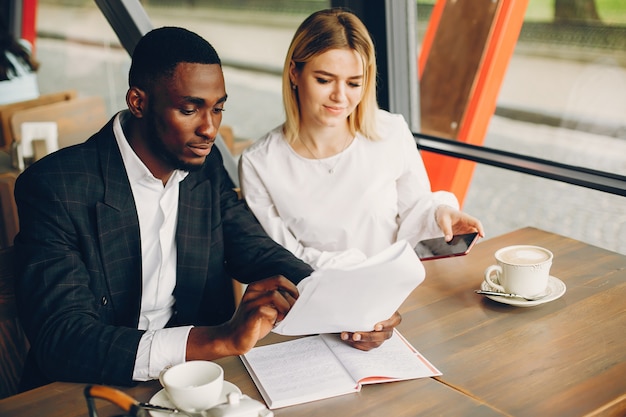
(241, 330, 441, 409)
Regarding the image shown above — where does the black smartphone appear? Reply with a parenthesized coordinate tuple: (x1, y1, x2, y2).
(414, 232, 479, 261)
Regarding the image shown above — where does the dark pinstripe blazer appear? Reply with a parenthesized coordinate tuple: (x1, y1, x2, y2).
(13, 116, 313, 389)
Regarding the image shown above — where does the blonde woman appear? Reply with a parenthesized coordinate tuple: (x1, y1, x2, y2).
(239, 9, 484, 349)
(241, 7, 483, 265)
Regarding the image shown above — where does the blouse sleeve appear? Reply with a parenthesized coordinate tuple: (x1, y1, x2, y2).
(238, 151, 367, 270)
(392, 113, 459, 245)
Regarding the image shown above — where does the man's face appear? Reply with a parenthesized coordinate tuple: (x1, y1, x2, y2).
(145, 62, 227, 172)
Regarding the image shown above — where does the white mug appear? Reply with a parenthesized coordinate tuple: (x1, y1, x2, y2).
(484, 245, 553, 298)
(159, 360, 224, 412)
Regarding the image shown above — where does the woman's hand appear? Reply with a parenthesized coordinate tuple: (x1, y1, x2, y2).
(435, 205, 485, 241)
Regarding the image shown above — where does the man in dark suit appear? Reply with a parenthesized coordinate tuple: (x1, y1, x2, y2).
(13, 27, 313, 390)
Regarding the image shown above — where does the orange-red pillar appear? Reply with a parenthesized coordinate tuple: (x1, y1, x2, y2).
(418, 0, 529, 206)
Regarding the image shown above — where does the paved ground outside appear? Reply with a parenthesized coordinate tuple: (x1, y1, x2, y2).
(33, 3, 626, 255)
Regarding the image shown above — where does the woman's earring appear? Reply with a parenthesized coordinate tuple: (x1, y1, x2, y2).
(291, 83, 297, 90)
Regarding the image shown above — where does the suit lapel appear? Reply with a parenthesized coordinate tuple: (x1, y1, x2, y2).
(174, 172, 213, 322)
(94, 122, 142, 327)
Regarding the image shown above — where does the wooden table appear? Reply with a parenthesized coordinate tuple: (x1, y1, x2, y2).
(404, 227, 626, 417)
(0, 362, 502, 417)
(0, 227, 624, 417)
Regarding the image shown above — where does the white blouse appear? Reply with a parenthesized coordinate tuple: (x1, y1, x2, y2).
(239, 109, 459, 270)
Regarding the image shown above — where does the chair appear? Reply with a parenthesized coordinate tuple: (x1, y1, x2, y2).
(10, 96, 109, 154)
(0, 246, 30, 399)
(0, 172, 19, 250)
(0, 90, 77, 153)
(218, 125, 253, 157)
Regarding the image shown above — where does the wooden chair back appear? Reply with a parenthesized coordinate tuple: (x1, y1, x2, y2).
(10, 96, 109, 153)
(0, 90, 77, 153)
(0, 172, 19, 250)
(0, 246, 29, 399)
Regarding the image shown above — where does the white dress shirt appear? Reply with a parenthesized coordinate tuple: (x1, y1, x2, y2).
(113, 112, 192, 381)
(239, 109, 459, 270)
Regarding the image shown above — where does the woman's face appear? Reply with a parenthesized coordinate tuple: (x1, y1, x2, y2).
(291, 48, 364, 130)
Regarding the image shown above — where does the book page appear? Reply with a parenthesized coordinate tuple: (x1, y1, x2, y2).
(321, 331, 442, 385)
(241, 336, 358, 409)
(273, 240, 425, 335)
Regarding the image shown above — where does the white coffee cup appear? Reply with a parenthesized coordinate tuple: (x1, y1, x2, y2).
(484, 245, 553, 298)
(159, 360, 224, 412)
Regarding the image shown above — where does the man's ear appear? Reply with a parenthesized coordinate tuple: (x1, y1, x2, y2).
(126, 87, 147, 118)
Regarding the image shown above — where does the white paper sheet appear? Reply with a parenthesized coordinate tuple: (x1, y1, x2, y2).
(272, 240, 425, 335)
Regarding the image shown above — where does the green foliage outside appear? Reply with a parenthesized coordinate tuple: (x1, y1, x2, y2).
(418, 0, 626, 25)
(528, 0, 626, 24)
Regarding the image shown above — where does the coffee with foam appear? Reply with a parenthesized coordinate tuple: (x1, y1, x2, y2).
(499, 247, 551, 265)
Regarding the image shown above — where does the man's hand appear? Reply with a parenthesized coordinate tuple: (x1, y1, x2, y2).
(229, 275, 299, 348)
(186, 275, 298, 360)
(435, 205, 485, 242)
(340, 311, 402, 351)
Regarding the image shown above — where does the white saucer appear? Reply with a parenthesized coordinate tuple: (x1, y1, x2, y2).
(148, 381, 242, 416)
(480, 275, 566, 307)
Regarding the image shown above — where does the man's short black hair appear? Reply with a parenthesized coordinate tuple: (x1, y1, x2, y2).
(129, 26, 221, 90)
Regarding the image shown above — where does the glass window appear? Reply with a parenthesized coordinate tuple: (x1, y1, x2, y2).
(29, 1, 624, 255)
(493, 1, 626, 175)
(36, 1, 130, 115)
(415, 0, 625, 255)
(416, 0, 626, 173)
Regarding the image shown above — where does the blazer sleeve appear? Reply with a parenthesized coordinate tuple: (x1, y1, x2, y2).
(207, 148, 313, 284)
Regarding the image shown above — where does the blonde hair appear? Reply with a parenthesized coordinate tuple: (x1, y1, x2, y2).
(282, 8, 379, 143)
